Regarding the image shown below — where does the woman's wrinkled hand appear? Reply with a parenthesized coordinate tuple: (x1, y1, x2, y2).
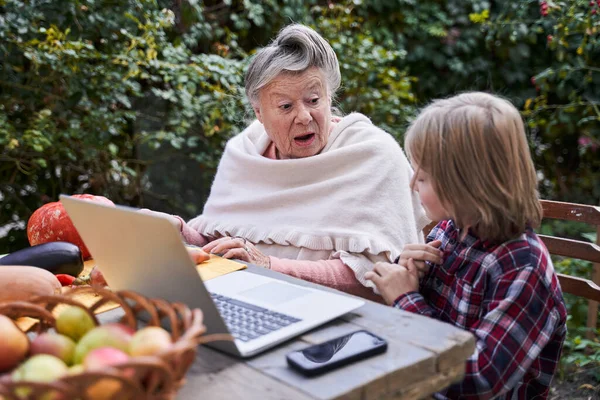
(397, 240, 443, 279)
(202, 236, 271, 269)
(187, 246, 211, 264)
(365, 260, 420, 305)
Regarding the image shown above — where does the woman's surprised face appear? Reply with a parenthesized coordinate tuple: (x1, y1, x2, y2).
(254, 68, 332, 159)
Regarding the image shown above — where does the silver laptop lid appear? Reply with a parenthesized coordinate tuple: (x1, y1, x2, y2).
(59, 194, 240, 356)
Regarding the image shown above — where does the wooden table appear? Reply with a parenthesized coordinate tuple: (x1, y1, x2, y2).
(99, 264, 475, 400)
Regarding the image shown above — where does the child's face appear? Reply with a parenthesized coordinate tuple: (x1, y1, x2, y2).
(411, 163, 450, 222)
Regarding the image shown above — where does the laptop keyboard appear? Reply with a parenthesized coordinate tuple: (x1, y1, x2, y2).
(210, 293, 302, 342)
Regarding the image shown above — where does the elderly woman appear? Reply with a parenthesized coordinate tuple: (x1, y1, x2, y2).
(166, 24, 428, 302)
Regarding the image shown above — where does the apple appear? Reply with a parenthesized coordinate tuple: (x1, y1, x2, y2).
(29, 333, 76, 365)
(11, 354, 68, 381)
(90, 266, 108, 287)
(128, 326, 172, 357)
(55, 305, 96, 342)
(83, 347, 133, 400)
(67, 364, 85, 375)
(11, 354, 68, 398)
(73, 323, 134, 364)
(0, 314, 29, 372)
(83, 347, 130, 370)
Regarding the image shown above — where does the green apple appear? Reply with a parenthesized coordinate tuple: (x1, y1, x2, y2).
(55, 306, 96, 342)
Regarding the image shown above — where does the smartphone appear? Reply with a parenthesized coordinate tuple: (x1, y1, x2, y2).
(286, 330, 387, 376)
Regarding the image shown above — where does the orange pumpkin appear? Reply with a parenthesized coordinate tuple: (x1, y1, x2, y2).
(27, 194, 114, 260)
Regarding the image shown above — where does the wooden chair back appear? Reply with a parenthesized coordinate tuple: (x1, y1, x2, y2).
(539, 200, 600, 334)
(539, 200, 600, 298)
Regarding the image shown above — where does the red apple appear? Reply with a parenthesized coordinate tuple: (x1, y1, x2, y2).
(83, 347, 130, 370)
(83, 347, 132, 400)
(0, 315, 29, 372)
(90, 266, 108, 287)
(29, 333, 76, 365)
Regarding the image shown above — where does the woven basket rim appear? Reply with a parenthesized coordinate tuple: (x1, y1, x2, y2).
(0, 286, 230, 400)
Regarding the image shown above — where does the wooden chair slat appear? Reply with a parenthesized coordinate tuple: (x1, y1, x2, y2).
(541, 200, 600, 225)
(539, 235, 600, 264)
(557, 273, 600, 303)
(539, 199, 600, 337)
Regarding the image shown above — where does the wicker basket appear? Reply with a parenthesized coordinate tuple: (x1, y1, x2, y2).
(0, 286, 232, 400)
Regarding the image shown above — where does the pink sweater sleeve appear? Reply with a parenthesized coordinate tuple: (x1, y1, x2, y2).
(174, 216, 209, 247)
(270, 257, 384, 304)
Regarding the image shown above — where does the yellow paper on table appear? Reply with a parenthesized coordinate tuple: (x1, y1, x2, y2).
(197, 254, 247, 280)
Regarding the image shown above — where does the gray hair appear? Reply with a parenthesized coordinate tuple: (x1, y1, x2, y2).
(245, 24, 341, 107)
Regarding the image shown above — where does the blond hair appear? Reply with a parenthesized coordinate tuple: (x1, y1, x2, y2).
(404, 92, 542, 243)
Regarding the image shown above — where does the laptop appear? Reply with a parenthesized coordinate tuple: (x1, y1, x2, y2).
(60, 195, 364, 357)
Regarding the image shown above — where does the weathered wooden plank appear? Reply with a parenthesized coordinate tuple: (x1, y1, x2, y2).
(541, 200, 600, 225)
(247, 319, 437, 400)
(178, 346, 313, 400)
(539, 234, 600, 263)
(558, 273, 600, 302)
(393, 363, 465, 400)
(339, 363, 464, 400)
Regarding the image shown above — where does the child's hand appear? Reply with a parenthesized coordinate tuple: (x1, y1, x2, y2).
(398, 240, 443, 278)
(365, 259, 420, 305)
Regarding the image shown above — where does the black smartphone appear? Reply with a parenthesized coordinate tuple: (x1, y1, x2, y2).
(286, 330, 387, 377)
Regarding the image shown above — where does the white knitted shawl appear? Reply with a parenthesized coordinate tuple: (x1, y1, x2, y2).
(188, 113, 429, 287)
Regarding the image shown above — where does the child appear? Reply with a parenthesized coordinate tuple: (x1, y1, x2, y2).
(365, 92, 567, 399)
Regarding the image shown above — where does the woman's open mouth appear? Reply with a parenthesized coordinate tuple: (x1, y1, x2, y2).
(294, 133, 316, 147)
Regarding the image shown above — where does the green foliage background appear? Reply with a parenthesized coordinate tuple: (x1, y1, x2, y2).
(2, 0, 599, 248)
(1, 0, 599, 378)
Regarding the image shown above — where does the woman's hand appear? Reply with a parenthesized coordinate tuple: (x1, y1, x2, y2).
(397, 240, 443, 278)
(186, 246, 211, 264)
(365, 260, 420, 305)
(202, 236, 271, 269)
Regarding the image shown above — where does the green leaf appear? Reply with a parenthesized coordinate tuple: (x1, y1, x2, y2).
(115, 94, 131, 108)
(582, 232, 597, 243)
(108, 143, 119, 156)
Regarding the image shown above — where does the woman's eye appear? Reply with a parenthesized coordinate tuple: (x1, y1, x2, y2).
(310, 98, 319, 104)
(280, 104, 291, 110)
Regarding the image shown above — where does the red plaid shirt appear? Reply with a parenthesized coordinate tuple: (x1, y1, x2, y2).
(394, 220, 567, 400)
